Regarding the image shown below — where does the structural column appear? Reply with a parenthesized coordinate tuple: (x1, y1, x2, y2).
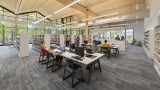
(15, 15, 18, 39)
(85, 21, 89, 41)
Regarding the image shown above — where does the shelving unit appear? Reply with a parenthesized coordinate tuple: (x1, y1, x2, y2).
(50, 36, 60, 45)
(32, 34, 60, 50)
(154, 25, 160, 76)
(13, 33, 29, 57)
(32, 35, 44, 50)
(143, 30, 150, 57)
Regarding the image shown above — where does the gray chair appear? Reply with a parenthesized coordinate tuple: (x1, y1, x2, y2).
(63, 60, 83, 88)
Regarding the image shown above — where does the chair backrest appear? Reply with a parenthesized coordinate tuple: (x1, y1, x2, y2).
(101, 47, 110, 52)
(66, 59, 74, 68)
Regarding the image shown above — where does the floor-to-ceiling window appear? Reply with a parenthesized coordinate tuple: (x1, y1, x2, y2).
(126, 29, 134, 43)
(110, 31, 117, 40)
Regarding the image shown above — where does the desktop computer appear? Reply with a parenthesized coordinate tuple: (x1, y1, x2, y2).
(75, 47, 84, 57)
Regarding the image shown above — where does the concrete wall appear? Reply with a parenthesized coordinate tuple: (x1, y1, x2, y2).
(125, 21, 144, 41)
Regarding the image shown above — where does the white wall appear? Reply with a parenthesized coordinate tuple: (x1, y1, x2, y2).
(144, 0, 160, 76)
(125, 21, 144, 41)
(144, 0, 160, 30)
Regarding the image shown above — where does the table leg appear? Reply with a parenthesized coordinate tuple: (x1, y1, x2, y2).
(98, 61, 102, 72)
(117, 48, 119, 55)
(87, 65, 93, 84)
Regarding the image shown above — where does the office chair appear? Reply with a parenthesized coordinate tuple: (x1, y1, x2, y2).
(101, 47, 110, 59)
(39, 48, 49, 64)
(51, 55, 63, 72)
(63, 60, 83, 87)
(70, 44, 75, 52)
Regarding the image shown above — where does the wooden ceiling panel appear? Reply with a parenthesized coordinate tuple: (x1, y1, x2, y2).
(88, 0, 146, 14)
(56, 0, 98, 17)
(39, 0, 65, 15)
(78, 0, 108, 7)
(0, 0, 17, 11)
(0, 0, 148, 24)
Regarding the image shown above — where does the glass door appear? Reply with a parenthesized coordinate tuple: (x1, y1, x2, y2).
(126, 29, 134, 43)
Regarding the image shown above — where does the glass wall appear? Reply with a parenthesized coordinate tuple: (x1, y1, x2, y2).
(0, 5, 78, 45)
(110, 31, 117, 39)
(126, 29, 134, 43)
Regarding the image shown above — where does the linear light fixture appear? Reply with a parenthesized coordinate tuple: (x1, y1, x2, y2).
(54, 0, 80, 14)
(33, 0, 80, 24)
(82, 12, 118, 21)
(33, 15, 52, 24)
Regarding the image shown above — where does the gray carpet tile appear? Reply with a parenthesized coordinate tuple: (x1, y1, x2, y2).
(0, 45, 160, 90)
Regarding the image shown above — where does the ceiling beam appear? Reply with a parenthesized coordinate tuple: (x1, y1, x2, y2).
(56, 0, 98, 17)
(15, 0, 22, 13)
(15, 0, 25, 14)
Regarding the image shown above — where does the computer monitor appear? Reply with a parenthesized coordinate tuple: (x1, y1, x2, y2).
(70, 43, 75, 49)
(96, 41, 101, 45)
(75, 47, 84, 57)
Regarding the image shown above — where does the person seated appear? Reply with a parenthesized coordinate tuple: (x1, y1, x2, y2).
(101, 40, 111, 48)
(40, 41, 48, 56)
(101, 40, 111, 58)
(84, 40, 88, 44)
(115, 35, 120, 40)
(121, 36, 125, 40)
(39, 41, 49, 63)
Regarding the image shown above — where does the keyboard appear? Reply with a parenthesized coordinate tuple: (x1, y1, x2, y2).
(71, 56, 83, 61)
(85, 54, 97, 59)
(85, 54, 93, 57)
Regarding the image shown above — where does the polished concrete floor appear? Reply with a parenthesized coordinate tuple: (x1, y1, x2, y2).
(0, 45, 160, 90)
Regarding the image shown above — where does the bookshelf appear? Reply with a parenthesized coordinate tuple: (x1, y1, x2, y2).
(51, 36, 60, 45)
(143, 30, 150, 57)
(14, 33, 29, 57)
(32, 34, 60, 50)
(154, 25, 160, 76)
(32, 35, 44, 50)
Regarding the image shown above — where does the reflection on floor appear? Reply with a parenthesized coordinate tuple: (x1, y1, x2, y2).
(0, 45, 160, 90)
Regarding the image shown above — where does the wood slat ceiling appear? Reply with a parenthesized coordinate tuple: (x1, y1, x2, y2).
(0, 0, 149, 23)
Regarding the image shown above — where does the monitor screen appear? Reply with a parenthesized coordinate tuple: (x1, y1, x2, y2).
(75, 47, 84, 57)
